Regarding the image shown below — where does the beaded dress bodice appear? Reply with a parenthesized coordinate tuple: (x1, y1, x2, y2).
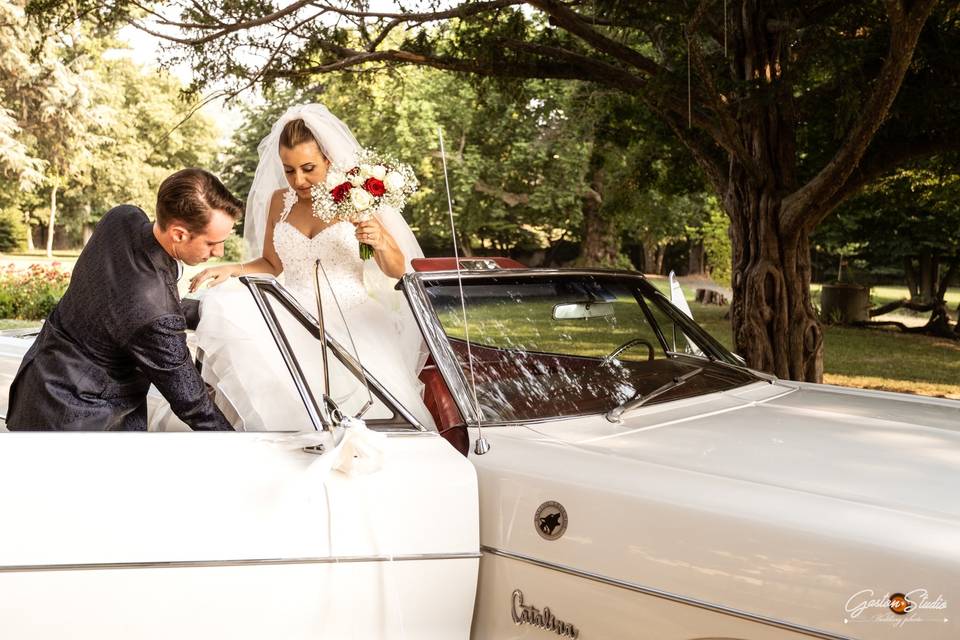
(272, 189, 366, 311)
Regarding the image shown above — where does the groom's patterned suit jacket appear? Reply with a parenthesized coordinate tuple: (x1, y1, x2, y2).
(5, 206, 232, 431)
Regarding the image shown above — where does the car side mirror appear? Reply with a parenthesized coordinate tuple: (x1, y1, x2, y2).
(552, 301, 615, 320)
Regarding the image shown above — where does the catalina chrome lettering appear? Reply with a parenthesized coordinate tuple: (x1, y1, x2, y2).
(511, 589, 579, 638)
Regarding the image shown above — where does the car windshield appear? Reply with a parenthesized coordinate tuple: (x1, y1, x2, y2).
(422, 273, 757, 423)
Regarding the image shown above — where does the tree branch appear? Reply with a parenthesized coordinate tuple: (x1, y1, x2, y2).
(686, 34, 763, 182)
(663, 116, 727, 196)
(805, 131, 960, 230)
(265, 45, 603, 84)
(500, 40, 648, 90)
(527, 0, 668, 77)
(153, 0, 527, 45)
(780, 0, 940, 235)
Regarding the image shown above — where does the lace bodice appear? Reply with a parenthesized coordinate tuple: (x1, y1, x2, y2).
(272, 190, 366, 312)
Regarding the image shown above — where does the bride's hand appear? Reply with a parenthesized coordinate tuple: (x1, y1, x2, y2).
(189, 264, 240, 293)
(355, 218, 387, 250)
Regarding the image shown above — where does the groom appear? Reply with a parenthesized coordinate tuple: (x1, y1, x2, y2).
(6, 168, 240, 431)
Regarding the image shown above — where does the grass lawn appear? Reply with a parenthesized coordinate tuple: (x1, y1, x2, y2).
(686, 302, 960, 398)
(0, 319, 39, 330)
(654, 278, 960, 399)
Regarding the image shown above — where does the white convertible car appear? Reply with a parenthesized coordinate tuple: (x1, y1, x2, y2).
(0, 258, 957, 640)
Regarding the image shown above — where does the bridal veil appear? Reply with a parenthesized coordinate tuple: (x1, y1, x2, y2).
(242, 102, 429, 376)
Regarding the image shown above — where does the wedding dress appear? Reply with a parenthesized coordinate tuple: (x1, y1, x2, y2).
(193, 193, 435, 431)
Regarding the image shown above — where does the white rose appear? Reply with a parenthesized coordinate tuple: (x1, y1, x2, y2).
(350, 187, 374, 210)
(384, 171, 405, 192)
(325, 171, 346, 189)
(359, 163, 375, 179)
(370, 165, 387, 180)
(349, 173, 363, 187)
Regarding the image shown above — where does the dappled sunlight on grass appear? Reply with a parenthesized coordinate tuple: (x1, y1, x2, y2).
(646, 278, 960, 397)
(685, 295, 960, 397)
(822, 374, 960, 399)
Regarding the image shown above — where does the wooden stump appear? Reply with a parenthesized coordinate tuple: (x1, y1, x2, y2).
(821, 283, 871, 323)
(695, 288, 728, 305)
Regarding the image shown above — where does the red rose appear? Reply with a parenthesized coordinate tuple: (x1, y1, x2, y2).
(330, 181, 352, 203)
(363, 177, 386, 197)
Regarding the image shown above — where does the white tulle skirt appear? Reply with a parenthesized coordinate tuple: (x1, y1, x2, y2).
(193, 278, 435, 431)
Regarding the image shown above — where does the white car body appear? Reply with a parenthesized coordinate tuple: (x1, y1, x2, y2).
(0, 263, 957, 640)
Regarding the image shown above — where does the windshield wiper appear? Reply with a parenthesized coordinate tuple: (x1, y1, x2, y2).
(605, 366, 705, 423)
(665, 350, 777, 383)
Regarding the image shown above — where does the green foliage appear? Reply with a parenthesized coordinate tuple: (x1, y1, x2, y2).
(686, 200, 731, 286)
(0, 208, 26, 252)
(1, 3, 221, 246)
(814, 154, 960, 280)
(222, 233, 244, 262)
(0, 263, 70, 319)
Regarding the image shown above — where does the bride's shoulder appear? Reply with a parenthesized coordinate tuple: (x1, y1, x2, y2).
(267, 189, 289, 221)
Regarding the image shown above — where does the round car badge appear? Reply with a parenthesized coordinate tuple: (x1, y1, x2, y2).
(535, 501, 568, 541)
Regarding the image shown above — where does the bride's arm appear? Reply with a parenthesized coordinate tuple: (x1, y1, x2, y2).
(189, 192, 285, 292)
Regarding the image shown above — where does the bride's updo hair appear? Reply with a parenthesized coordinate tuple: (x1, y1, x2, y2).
(279, 118, 320, 151)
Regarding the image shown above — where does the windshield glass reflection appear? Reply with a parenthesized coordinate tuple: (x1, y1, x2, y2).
(425, 275, 755, 422)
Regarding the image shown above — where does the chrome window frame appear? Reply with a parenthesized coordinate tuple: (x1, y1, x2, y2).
(399, 268, 754, 428)
(242, 276, 426, 433)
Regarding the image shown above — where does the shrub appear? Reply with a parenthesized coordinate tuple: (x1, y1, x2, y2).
(222, 233, 244, 262)
(0, 209, 27, 253)
(0, 263, 71, 320)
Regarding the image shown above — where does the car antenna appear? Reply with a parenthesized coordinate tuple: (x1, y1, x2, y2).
(439, 126, 489, 455)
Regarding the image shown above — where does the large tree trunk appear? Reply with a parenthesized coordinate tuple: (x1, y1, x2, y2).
(722, 3, 821, 381)
(917, 251, 939, 304)
(576, 152, 621, 267)
(641, 238, 660, 274)
(688, 239, 706, 275)
(46, 184, 57, 259)
(729, 185, 823, 380)
(712, 0, 934, 381)
(904, 256, 919, 300)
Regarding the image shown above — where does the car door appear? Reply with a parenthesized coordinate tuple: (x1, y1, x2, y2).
(0, 277, 478, 640)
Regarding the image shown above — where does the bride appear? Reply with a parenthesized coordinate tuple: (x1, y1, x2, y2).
(189, 103, 434, 430)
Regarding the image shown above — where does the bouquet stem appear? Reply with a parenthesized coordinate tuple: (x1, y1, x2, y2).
(359, 243, 374, 260)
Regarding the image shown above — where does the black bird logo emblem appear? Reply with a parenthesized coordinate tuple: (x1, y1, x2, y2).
(539, 512, 563, 535)
(534, 501, 568, 540)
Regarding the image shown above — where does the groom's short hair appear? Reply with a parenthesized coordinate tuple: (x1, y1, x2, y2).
(156, 168, 243, 233)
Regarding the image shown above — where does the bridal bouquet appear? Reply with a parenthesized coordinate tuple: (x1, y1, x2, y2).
(311, 148, 419, 259)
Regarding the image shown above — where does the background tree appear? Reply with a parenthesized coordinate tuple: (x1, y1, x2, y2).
(1, 0, 93, 251)
(32, 0, 960, 381)
(1, 1, 219, 251)
(813, 155, 960, 338)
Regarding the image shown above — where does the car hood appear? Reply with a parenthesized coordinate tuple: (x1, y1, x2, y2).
(526, 380, 960, 520)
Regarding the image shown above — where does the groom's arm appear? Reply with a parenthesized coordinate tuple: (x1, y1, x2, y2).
(127, 314, 234, 431)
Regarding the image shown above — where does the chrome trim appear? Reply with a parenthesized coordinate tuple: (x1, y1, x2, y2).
(401, 274, 477, 424)
(0, 552, 481, 573)
(241, 277, 426, 431)
(409, 267, 644, 282)
(480, 546, 856, 640)
(246, 279, 328, 431)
